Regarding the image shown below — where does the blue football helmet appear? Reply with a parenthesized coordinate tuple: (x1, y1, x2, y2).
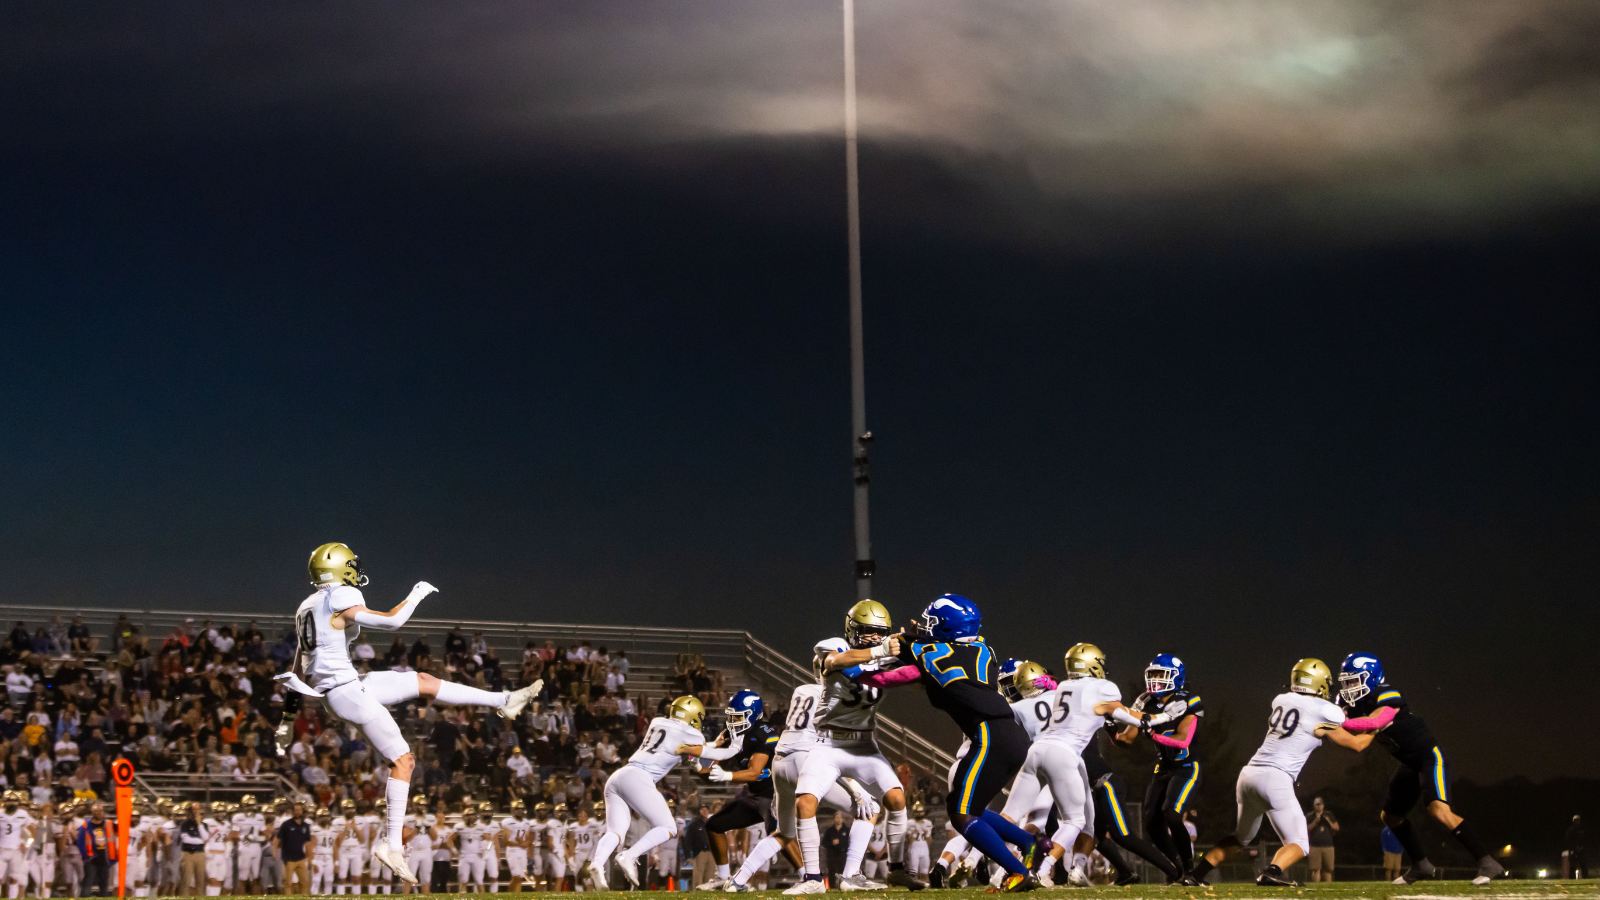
(725, 690, 763, 736)
(1144, 653, 1185, 695)
(912, 594, 982, 642)
(1338, 653, 1384, 705)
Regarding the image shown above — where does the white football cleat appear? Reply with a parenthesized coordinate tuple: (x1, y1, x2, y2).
(841, 874, 886, 890)
(372, 846, 415, 885)
(782, 878, 828, 895)
(614, 852, 641, 888)
(1068, 863, 1090, 887)
(698, 876, 733, 891)
(500, 679, 542, 720)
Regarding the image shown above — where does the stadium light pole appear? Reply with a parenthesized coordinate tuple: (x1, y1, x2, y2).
(844, 0, 874, 602)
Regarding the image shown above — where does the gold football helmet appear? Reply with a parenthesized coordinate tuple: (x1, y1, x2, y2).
(239, 794, 257, 810)
(1063, 643, 1107, 680)
(534, 802, 551, 818)
(340, 798, 356, 813)
(911, 802, 926, 818)
(668, 695, 706, 729)
(308, 542, 367, 587)
(478, 801, 495, 815)
(1002, 660, 1049, 702)
(316, 807, 331, 820)
(593, 801, 605, 817)
(1289, 658, 1333, 699)
(844, 600, 892, 648)
(552, 802, 567, 819)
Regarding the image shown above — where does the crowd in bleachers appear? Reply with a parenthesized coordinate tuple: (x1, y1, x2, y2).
(0, 616, 740, 817)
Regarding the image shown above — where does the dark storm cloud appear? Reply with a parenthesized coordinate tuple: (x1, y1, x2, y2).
(6, 1, 1600, 247)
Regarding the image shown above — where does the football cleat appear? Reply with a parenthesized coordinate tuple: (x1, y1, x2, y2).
(698, 877, 733, 891)
(1472, 856, 1505, 885)
(1036, 866, 1054, 889)
(886, 868, 927, 891)
(1000, 873, 1041, 893)
(725, 882, 757, 893)
(373, 846, 416, 885)
(1113, 872, 1140, 886)
(501, 680, 542, 720)
(1255, 865, 1299, 887)
(1394, 859, 1436, 884)
(782, 877, 829, 895)
(840, 874, 886, 890)
(928, 866, 945, 889)
(1067, 864, 1090, 887)
(950, 859, 975, 887)
(614, 852, 641, 887)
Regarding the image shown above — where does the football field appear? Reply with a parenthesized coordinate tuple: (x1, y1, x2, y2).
(217, 883, 1600, 900)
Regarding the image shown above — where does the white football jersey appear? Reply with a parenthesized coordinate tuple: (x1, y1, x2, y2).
(570, 822, 600, 856)
(203, 819, 230, 850)
(356, 813, 381, 848)
(1035, 677, 1123, 755)
(1247, 691, 1345, 778)
(627, 716, 705, 781)
(294, 584, 366, 691)
(1010, 695, 1051, 740)
(501, 816, 535, 848)
(233, 812, 268, 843)
(813, 657, 886, 735)
(776, 684, 825, 754)
(541, 820, 566, 853)
(907, 818, 933, 844)
(405, 816, 433, 852)
(479, 821, 501, 854)
(311, 825, 338, 857)
(455, 823, 489, 856)
(0, 810, 33, 850)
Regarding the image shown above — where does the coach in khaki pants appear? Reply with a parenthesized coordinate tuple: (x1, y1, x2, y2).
(276, 803, 314, 894)
(176, 803, 210, 895)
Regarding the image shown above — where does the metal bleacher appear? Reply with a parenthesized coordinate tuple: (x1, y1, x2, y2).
(1, 604, 956, 797)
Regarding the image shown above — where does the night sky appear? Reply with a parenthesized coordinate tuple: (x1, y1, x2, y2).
(3, 2, 1597, 781)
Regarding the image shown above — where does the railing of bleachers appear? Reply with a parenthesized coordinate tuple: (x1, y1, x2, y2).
(1, 603, 955, 774)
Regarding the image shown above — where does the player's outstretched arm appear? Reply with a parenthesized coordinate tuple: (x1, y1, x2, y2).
(826, 633, 903, 671)
(1316, 724, 1373, 751)
(340, 582, 438, 631)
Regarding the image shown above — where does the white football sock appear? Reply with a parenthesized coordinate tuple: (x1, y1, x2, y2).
(843, 817, 873, 877)
(206, 888, 221, 896)
(386, 776, 409, 851)
(797, 816, 822, 875)
(886, 806, 907, 863)
(716, 863, 730, 879)
(433, 681, 509, 707)
(734, 836, 783, 885)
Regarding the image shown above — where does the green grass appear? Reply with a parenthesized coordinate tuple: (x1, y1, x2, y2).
(218, 883, 1600, 900)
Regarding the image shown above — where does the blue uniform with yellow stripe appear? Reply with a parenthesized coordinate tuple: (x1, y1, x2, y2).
(894, 638, 1029, 820)
(1341, 684, 1450, 814)
(706, 719, 782, 835)
(1132, 688, 1204, 875)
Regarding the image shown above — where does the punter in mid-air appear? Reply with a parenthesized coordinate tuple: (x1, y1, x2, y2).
(280, 543, 543, 883)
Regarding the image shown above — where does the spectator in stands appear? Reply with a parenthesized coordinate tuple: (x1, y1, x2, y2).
(68, 616, 95, 654)
(7, 623, 29, 654)
(6, 664, 33, 708)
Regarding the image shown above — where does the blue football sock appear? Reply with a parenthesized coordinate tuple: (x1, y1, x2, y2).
(982, 810, 1040, 849)
(960, 818, 1028, 876)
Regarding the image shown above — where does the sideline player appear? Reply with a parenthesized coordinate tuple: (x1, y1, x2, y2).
(537, 803, 564, 892)
(1117, 653, 1203, 883)
(501, 801, 534, 893)
(1190, 659, 1369, 886)
(233, 795, 268, 895)
(786, 601, 920, 895)
(590, 697, 708, 888)
(1336, 653, 1505, 885)
(870, 595, 1046, 892)
(687, 690, 779, 890)
(906, 804, 933, 881)
(401, 801, 437, 894)
(568, 805, 599, 891)
(735, 659, 876, 893)
(280, 542, 542, 883)
(311, 809, 340, 895)
(0, 792, 33, 900)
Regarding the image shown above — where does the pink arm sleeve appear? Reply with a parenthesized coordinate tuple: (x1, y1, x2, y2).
(856, 666, 921, 689)
(1341, 705, 1397, 732)
(1150, 719, 1197, 750)
(1036, 676, 1058, 691)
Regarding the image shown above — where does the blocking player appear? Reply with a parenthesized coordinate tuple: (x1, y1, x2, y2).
(872, 594, 1048, 892)
(737, 658, 877, 893)
(785, 600, 920, 895)
(1190, 659, 1371, 886)
(686, 690, 780, 890)
(1117, 653, 1203, 883)
(590, 696, 707, 888)
(280, 542, 543, 883)
(1063, 644, 1182, 886)
(1336, 652, 1505, 885)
